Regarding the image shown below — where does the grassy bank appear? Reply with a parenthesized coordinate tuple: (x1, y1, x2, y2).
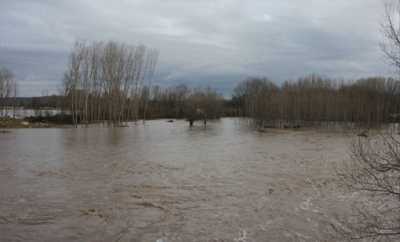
(0, 116, 71, 128)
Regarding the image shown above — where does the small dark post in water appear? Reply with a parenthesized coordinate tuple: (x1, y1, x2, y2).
(189, 120, 194, 127)
(203, 119, 207, 127)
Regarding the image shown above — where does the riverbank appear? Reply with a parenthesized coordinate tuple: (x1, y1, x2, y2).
(0, 117, 65, 129)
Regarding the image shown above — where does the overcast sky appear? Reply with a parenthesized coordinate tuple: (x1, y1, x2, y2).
(0, 0, 394, 96)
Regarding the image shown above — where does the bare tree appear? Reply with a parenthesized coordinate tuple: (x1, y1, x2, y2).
(330, 3, 400, 239)
(185, 87, 223, 127)
(142, 49, 159, 122)
(381, 0, 400, 70)
(0, 67, 17, 118)
(63, 41, 159, 126)
(338, 132, 400, 241)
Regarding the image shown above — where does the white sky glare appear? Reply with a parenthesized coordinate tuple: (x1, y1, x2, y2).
(0, 0, 394, 96)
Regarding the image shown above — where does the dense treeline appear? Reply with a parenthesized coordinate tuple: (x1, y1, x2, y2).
(141, 85, 223, 121)
(233, 74, 400, 128)
(63, 41, 159, 125)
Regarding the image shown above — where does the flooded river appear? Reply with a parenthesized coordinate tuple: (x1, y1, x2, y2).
(0, 118, 356, 241)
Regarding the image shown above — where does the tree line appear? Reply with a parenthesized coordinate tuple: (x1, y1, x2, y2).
(61, 40, 224, 126)
(4, 40, 400, 129)
(63, 82, 224, 126)
(63, 41, 159, 125)
(233, 74, 400, 128)
(140, 85, 223, 121)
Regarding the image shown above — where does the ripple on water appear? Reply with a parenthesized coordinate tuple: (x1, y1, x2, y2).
(0, 119, 354, 241)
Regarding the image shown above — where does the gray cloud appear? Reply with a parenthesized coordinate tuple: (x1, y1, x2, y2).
(0, 0, 394, 96)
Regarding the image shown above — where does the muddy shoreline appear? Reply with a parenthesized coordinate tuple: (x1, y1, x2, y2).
(0, 117, 71, 129)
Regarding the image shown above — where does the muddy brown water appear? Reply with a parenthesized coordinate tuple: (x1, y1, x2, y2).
(0, 118, 357, 241)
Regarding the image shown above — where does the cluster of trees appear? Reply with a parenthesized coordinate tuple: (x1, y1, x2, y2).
(63, 41, 159, 125)
(0, 67, 17, 117)
(233, 75, 400, 128)
(61, 40, 224, 126)
(142, 85, 223, 123)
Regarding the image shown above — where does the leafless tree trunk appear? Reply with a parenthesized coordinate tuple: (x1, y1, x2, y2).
(142, 49, 159, 123)
(63, 41, 159, 126)
(0, 67, 17, 118)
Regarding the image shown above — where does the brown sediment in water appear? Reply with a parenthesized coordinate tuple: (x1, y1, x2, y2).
(0, 118, 361, 241)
